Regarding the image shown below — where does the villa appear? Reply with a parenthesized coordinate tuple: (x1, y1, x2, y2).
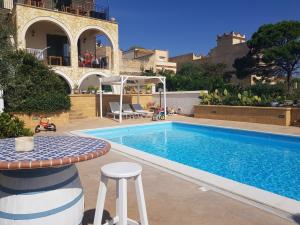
(0, 1, 300, 225)
(0, 0, 177, 95)
(170, 32, 253, 85)
(1, 0, 120, 94)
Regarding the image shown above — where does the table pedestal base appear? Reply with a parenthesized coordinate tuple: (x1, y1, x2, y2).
(0, 165, 84, 225)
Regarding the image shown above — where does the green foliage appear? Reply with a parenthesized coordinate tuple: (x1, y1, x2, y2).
(164, 63, 230, 92)
(200, 83, 286, 106)
(234, 20, 300, 90)
(0, 113, 33, 139)
(245, 82, 285, 99)
(0, 50, 71, 114)
(0, 21, 70, 114)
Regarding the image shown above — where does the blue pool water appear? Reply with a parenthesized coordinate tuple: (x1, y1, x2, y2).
(82, 122, 300, 201)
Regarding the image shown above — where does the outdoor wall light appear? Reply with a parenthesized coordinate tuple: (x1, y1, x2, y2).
(31, 30, 36, 37)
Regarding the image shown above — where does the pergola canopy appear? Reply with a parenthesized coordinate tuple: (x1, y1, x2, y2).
(98, 75, 167, 123)
(100, 75, 165, 85)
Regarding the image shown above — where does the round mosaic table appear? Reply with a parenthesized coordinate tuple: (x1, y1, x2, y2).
(0, 136, 110, 225)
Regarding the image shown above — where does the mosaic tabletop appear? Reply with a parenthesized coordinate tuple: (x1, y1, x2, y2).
(0, 136, 111, 170)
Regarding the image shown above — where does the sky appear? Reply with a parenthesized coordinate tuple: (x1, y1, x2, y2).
(107, 0, 300, 57)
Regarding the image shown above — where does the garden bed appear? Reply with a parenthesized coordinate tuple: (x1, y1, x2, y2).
(194, 105, 300, 126)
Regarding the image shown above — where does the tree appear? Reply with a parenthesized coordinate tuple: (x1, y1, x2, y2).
(163, 63, 230, 91)
(234, 21, 300, 91)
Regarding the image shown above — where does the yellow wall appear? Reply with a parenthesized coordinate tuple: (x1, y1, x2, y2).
(70, 94, 98, 118)
(130, 94, 153, 109)
(194, 105, 292, 126)
(291, 108, 300, 126)
(15, 94, 154, 128)
(14, 112, 69, 130)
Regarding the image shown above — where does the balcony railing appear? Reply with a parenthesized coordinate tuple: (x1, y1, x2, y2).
(0, 0, 13, 9)
(79, 54, 109, 69)
(26, 48, 47, 61)
(26, 47, 71, 66)
(15, 0, 109, 20)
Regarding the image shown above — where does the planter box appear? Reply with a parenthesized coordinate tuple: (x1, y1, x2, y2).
(291, 108, 300, 125)
(194, 105, 294, 126)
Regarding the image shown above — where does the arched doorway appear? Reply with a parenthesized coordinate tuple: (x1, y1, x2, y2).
(78, 73, 113, 94)
(77, 28, 114, 70)
(52, 70, 74, 94)
(25, 20, 71, 67)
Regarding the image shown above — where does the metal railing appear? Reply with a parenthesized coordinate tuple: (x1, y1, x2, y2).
(15, 0, 109, 20)
(79, 55, 109, 69)
(26, 47, 71, 66)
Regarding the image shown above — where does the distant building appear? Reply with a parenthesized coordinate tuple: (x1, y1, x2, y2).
(170, 32, 251, 85)
(120, 48, 177, 75)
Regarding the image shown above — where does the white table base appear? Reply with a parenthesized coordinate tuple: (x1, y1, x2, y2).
(0, 165, 84, 225)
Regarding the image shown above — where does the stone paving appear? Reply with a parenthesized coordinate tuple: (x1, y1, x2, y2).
(48, 116, 300, 225)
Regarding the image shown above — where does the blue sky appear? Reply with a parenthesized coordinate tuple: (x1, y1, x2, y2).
(108, 0, 300, 57)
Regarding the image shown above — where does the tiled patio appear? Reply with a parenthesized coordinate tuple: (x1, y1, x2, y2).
(51, 116, 300, 225)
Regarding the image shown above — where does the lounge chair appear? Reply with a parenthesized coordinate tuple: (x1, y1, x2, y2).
(131, 104, 153, 117)
(122, 104, 142, 118)
(108, 102, 131, 120)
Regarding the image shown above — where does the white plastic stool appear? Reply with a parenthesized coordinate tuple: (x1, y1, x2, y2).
(93, 162, 149, 225)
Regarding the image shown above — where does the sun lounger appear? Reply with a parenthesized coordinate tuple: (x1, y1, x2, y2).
(108, 102, 131, 120)
(131, 104, 153, 117)
(122, 104, 142, 118)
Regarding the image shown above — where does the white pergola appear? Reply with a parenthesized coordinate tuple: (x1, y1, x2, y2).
(98, 75, 167, 123)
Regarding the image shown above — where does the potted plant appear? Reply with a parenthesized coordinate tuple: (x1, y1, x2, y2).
(73, 84, 79, 94)
(146, 84, 152, 94)
(0, 113, 34, 152)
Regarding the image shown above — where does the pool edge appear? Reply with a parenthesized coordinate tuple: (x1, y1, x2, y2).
(70, 121, 300, 220)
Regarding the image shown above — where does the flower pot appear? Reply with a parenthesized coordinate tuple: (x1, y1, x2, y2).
(15, 137, 34, 152)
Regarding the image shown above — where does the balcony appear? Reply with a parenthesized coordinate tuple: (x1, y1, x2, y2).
(26, 47, 71, 66)
(15, 0, 110, 21)
(78, 53, 109, 69)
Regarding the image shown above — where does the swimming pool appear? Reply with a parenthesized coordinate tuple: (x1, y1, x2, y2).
(81, 122, 300, 202)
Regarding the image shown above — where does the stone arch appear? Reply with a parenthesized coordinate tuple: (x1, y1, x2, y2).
(53, 69, 74, 93)
(78, 71, 114, 92)
(75, 25, 116, 51)
(76, 25, 117, 70)
(21, 17, 73, 47)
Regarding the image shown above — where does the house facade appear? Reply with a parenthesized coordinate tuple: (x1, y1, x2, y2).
(121, 48, 177, 74)
(170, 32, 252, 85)
(1, 0, 119, 93)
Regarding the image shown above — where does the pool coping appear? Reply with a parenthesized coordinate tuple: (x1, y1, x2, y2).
(71, 121, 300, 218)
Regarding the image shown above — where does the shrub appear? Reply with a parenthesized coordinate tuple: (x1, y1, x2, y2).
(200, 89, 271, 107)
(0, 51, 71, 114)
(0, 113, 33, 139)
(246, 83, 286, 99)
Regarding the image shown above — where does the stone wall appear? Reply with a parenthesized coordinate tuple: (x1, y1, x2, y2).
(70, 94, 148, 117)
(70, 94, 98, 119)
(14, 112, 69, 130)
(194, 105, 293, 126)
(291, 108, 300, 125)
(130, 94, 153, 109)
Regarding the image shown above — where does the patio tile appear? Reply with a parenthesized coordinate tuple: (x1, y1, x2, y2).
(46, 116, 300, 225)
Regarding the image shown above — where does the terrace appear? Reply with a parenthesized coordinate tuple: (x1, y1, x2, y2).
(14, 0, 109, 20)
(47, 116, 300, 225)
